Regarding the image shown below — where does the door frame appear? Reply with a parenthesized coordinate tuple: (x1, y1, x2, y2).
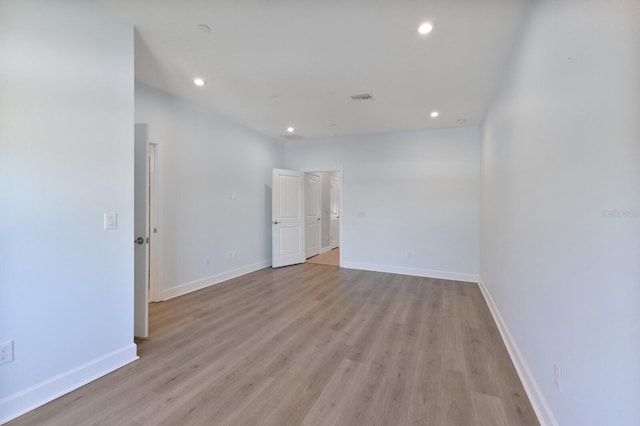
(302, 168, 343, 267)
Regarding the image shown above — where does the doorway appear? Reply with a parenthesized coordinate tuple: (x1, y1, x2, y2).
(304, 173, 321, 259)
(305, 171, 340, 267)
(272, 168, 342, 269)
(134, 123, 158, 339)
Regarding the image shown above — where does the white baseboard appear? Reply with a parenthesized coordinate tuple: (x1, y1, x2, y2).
(319, 246, 332, 254)
(161, 260, 271, 301)
(477, 278, 558, 426)
(0, 344, 138, 425)
(341, 261, 478, 283)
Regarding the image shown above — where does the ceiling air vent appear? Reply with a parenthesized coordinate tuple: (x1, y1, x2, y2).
(350, 93, 373, 101)
(280, 133, 303, 140)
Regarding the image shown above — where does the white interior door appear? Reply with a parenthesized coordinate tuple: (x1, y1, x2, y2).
(134, 123, 149, 338)
(272, 168, 305, 268)
(305, 173, 321, 258)
(148, 143, 158, 302)
(330, 174, 340, 250)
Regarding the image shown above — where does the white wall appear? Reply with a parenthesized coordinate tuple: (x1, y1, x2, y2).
(0, 0, 136, 422)
(135, 84, 283, 300)
(481, 0, 640, 425)
(285, 127, 480, 281)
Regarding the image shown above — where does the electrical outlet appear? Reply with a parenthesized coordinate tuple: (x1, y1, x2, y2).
(205, 257, 211, 266)
(554, 363, 562, 391)
(0, 340, 14, 365)
(228, 250, 236, 260)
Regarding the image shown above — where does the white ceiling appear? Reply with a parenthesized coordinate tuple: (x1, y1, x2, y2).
(98, 0, 530, 140)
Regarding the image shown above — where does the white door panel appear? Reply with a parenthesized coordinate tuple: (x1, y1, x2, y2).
(272, 168, 305, 268)
(305, 173, 321, 258)
(278, 225, 302, 255)
(279, 175, 300, 218)
(330, 174, 340, 250)
(306, 222, 320, 256)
(134, 123, 149, 338)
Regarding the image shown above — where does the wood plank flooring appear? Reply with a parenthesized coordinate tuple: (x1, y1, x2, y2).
(306, 248, 340, 267)
(8, 264, 538, 426)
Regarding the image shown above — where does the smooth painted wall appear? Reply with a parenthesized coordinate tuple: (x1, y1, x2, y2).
(0, 0, 135, 420)
(481, 0, 640, 424)
(135, 84, 283, 299)
(285, 127, 480, 280)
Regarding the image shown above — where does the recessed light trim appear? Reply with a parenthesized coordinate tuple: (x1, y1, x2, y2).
(418, 22, 433, 35)
(193, 77, 206, 87)
(287, 126, 295, 133)
(430, 111, 439, 118)
(197, 24, 211, 33)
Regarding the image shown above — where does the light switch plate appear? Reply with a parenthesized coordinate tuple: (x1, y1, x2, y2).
(104, 212, 117, 230)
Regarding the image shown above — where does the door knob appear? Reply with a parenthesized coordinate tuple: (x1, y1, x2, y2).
(273, 221, 280, 225)
(317, 218, 320, 221)
(134, 237, 144, 245)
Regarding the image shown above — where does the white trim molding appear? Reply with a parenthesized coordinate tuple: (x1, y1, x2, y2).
(477, 277, 558, 426)
(0, 344, 138, 425)
(319, 246, 332, 254)
(161, 260, 271, 301)
(341, 261, 478, 283)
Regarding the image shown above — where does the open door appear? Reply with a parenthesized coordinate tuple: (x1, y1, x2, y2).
(330, 173, 340, 250)
(134, 123, 149, 338)
(272, 168, 305, 268)
(305, 173, 321, 258)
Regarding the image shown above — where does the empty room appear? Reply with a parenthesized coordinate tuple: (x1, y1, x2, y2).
(1, 0, 639, 425)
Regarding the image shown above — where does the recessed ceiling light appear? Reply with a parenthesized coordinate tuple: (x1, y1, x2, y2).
(287, 126, 295, 133)
(197, 24, 211, 33)
(193, 77, 206, 86)
(418, 22, 433, 35)
(430, 111, 439, 118)
(456, 118, 467, 124)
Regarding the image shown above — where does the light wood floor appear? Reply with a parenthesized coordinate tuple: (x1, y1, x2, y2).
(9, 264, 538, 426)
(306, 248, 340, 267)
